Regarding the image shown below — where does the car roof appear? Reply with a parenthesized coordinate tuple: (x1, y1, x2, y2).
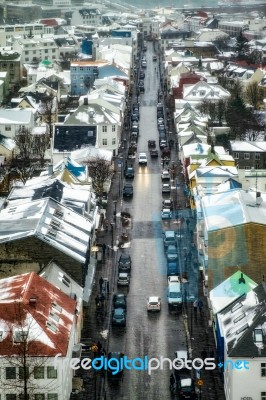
(148, 296, 160, 302)
(139, 152, 147, 156)
(114, 307, 125, 314)
(120, 253, 130, 258)
(118, 272, 129, 277)
(162, 208, 171, 212)
(175, 350, 188, 359)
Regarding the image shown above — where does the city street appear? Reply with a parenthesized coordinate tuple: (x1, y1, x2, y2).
(106, 41, 196, 400)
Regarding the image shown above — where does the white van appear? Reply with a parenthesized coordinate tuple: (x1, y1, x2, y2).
(138, 153, 147, 165)
(167, 282, 183, 311)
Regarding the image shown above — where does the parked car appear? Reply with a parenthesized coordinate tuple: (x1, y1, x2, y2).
(123, 183, 133, 198)
(167, 261, 180, 277)
(161, 208, 172, 220)
(117, 272, 130, 286)
(113, 293, 127, 310)
(138, 152, 148, 165)
(162, 183, 171, 193)
(139, 85, 145, 93)
(176, 378, 198, 399)
(111, 307, 127, 327)
(139, 79, 144, 87)
(174, 350, 188, 370)
(124, 167, 134, 179)
(147, 296, 161, 312)
(139, 70, 145, 79)
(132, 123, 139, 135)
(166, 244, 178, 261)
(159, 139, 167, 149)
(161, 170, 170, 180)
(157, 117, 164, 125)
(163, 230, 176, 248)
(107, 352, 124, 378)
(118, 253, 132, 272)
(131, 113, 139, 122)
(162, 199, 173, 210)
(153, 55, 157, 61)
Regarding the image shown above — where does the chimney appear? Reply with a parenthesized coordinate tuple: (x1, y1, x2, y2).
(84, 97, 88, 105)
(48, 164, 53, 175)
(29, 297, 37, 306)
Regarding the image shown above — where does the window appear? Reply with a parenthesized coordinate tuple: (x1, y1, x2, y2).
(6, 367, 16, 379)
(6, 395, 16, 400)
(45, 49, 48, 54)
(261, 363, 266, 377)
(34, 367, 44, 379)
(25, 51, 29, 55)
(244, 166, 250, 170)
(244, 153, 250, 160)
(47, 367, 57, 379)
(19, 367, 29, 380)
(112, 138, 116, 145)
(233, 152, 239, 159)
(255, 153, 260, 160)
(5, 126, 11, 131)
(102, 139, 107, 146)
(79, 67, 83, 71)
(112, 125, 116, 132)
(48, 395, 58, 400)
(35, 395, 45, 400)
(102, 126, 107, 133)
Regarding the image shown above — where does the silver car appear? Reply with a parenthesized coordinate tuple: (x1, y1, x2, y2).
(117, 272, 130, 286)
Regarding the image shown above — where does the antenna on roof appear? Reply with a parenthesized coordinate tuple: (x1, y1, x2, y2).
(238, 273, 245, 285)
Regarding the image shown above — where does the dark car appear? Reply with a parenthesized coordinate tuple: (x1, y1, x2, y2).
(113, 293, 127, 310)
(148, 140, 156, 148)
(107, 352, 124, 378)
(167, 261, 180, 277)
(124, 167, 134, 179)
(131, 113, 139, 122)
(139, 85, 145, 93)
(176, 378, 198, 399)
(139, 79, 144, 87)
(139, 70, 145, 79)
(111, 307, 126, 327)
(118, 253, 132, 272)
(123, 183, 133, 198)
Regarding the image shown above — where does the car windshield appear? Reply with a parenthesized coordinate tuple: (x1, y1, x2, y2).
(169, 292, 182, 298)
(149, 301, 158, 305)
(168, 249, 177, 254)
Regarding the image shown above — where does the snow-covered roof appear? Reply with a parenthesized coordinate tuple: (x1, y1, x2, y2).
(201, 188, 266, 232)
(71, 146, 113, 163)
(0, 272, 77, 356)
(210, 271, 257, 315)
(0, 109, 34, 124)
(230, 141, 266, 153)
(217, 282, 266, 357)
(0, 198, 91, 263)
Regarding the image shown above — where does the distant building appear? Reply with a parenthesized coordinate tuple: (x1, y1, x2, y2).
(0, 23, 53, 47)
(71, 8, 102, 27)
(0, 49, 21, 89)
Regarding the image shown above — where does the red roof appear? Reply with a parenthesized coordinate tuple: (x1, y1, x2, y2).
(39, 19, 59, 27)
(0, 272, 77, 356)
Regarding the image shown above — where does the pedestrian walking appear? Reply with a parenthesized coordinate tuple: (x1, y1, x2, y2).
(95, 294, 101, 306)
(102, 243, 106, 258)
(97, 341, 102, 354)
(201, 349, 207, 361)
(91, 343, 98, 358)
(169, 373, 175, 391)
(99, 277, 104, 291)
(193, 299, 198, 316)
(198, 298, 203, 315)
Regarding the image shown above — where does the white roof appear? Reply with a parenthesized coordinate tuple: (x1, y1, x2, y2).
(201, 189, 266, 232)
(0, 109, 34, 124)
(230, 141, 265, 152)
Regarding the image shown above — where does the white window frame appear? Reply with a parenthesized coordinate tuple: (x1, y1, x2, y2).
(112, 138, 116, 145)
(102, 126, 107, 133)
(102, 138, 107, 146)
(261, 363, 266, 378)
(112, 125, 116, 132)
(244, 153, 250, 160)
(255, 153, 260, 160)
(234, 152, 239, 159)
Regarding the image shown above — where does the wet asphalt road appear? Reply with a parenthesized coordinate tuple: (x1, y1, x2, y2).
(106, 43, 188, 400)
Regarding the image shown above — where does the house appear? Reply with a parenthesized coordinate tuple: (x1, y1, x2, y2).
(0, 271, 81, 400)
(197, 188, 266, 291)
(0, 108, 35, 138)
(229, 141, 266, 170)
(71, 8, 102, 27)
(0, 49, 21, 89)
(54, 91, 122, 158)
(181, 80, 231, 105)
(13, 36, 59, 64)
(173, 71, 206, 99)
(0, 198, 92, 286)
(216, 282, 266, 400)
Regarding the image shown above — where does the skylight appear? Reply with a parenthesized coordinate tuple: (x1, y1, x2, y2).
(236, 323, 249, 335)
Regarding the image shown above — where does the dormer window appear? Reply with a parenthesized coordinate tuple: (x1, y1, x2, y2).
(13, 330, 28, 343)
(51, 302, 62, 313)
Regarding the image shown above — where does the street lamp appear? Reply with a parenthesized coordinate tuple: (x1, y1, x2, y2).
(113, 200, 117, 224)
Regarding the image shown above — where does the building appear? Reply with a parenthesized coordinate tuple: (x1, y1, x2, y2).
(0, 271, 81, 400)
(0, 49, 21, 89)
(197, 188, 266, 291)
(6, 4, 42, 23)
(0, 24, 53, 47)
(0, 108, 35, 138)
(13, 36, 59, 64)
(218, 20, 249, 37)
(71, 8, 102, 27)
(216, 282, 266, 400)
(0, 198, 92, 286)
(229, 141, 266, 170)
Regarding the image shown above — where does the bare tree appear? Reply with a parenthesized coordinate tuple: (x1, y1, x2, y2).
(86, 156, 113, 201)
(14, 128, 34, 160)
(0, 302, 58, 399)
(37, 94, 57, 139)
(245, 81, 264, 110)
(33, 133, 50, 166)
